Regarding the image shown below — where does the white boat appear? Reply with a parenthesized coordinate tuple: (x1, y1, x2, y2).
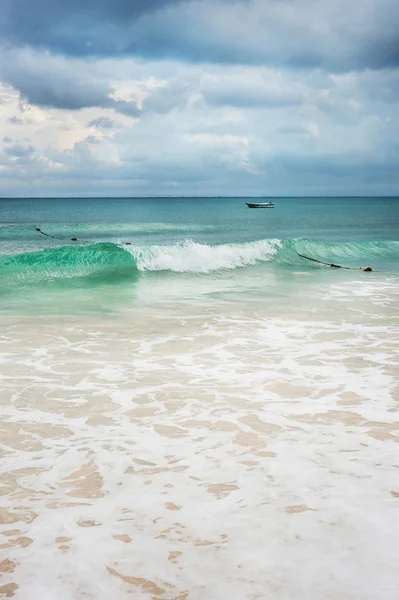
(245, 201, 274, 208)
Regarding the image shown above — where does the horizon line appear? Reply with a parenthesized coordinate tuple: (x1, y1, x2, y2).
(1, 195, 398, 200)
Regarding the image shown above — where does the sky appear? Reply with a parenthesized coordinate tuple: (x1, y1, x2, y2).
(0, 0, 398, 197)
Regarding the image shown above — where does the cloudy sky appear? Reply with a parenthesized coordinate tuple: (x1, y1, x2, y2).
(0, 0, 398, 197)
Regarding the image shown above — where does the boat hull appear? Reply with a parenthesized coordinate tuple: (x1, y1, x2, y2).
(246, 202, 274, 208)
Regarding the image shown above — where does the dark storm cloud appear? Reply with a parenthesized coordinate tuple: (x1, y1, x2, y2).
(6, 67, 112, 110)
(0, 49, 141, 115)
(1, 0, 398, 71)
(130, 0, 399, 71)
(0, 0, 179, 54)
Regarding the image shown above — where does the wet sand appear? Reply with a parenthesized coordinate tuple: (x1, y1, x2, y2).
(1, 297, 398, 599)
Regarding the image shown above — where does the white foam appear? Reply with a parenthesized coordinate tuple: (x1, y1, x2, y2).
(126, 239, 281, 272)
(1, 305, 398, 600)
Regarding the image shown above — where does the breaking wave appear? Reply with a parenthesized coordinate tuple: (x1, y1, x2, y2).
(0, 238, 397, 292)
(127, 239, 281, 272)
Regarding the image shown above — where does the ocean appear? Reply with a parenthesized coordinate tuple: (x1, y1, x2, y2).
(1, 197, 398, 600)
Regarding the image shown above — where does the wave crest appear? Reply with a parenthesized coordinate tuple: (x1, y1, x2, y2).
(1, 237, 397, 293)
(127, 239, 282, 273)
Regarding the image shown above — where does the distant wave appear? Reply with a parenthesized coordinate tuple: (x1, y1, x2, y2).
(0, 222, 217, 240)
(0, 238, 398, 292)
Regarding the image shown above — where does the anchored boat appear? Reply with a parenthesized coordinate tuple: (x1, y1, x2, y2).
(245, 201, 274, 208)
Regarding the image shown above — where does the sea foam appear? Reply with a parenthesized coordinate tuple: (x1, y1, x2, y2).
(128, 239, 282, 273)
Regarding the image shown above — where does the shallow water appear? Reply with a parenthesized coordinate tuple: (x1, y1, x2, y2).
(0, 197, 398, 599)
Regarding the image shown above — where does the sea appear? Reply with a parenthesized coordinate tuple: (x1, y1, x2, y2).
(0, 196, 398, 600)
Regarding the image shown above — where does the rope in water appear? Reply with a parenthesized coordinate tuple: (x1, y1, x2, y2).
(34, 229, 372, 270)
(297, 252, 372, 271)
(35, 227, 132, 245)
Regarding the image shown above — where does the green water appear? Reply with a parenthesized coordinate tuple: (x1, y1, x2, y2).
(1, 197, 398, 315)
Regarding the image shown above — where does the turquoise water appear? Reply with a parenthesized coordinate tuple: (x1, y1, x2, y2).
(1, 198, 399, 600)
(1, 197, 398, 314)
